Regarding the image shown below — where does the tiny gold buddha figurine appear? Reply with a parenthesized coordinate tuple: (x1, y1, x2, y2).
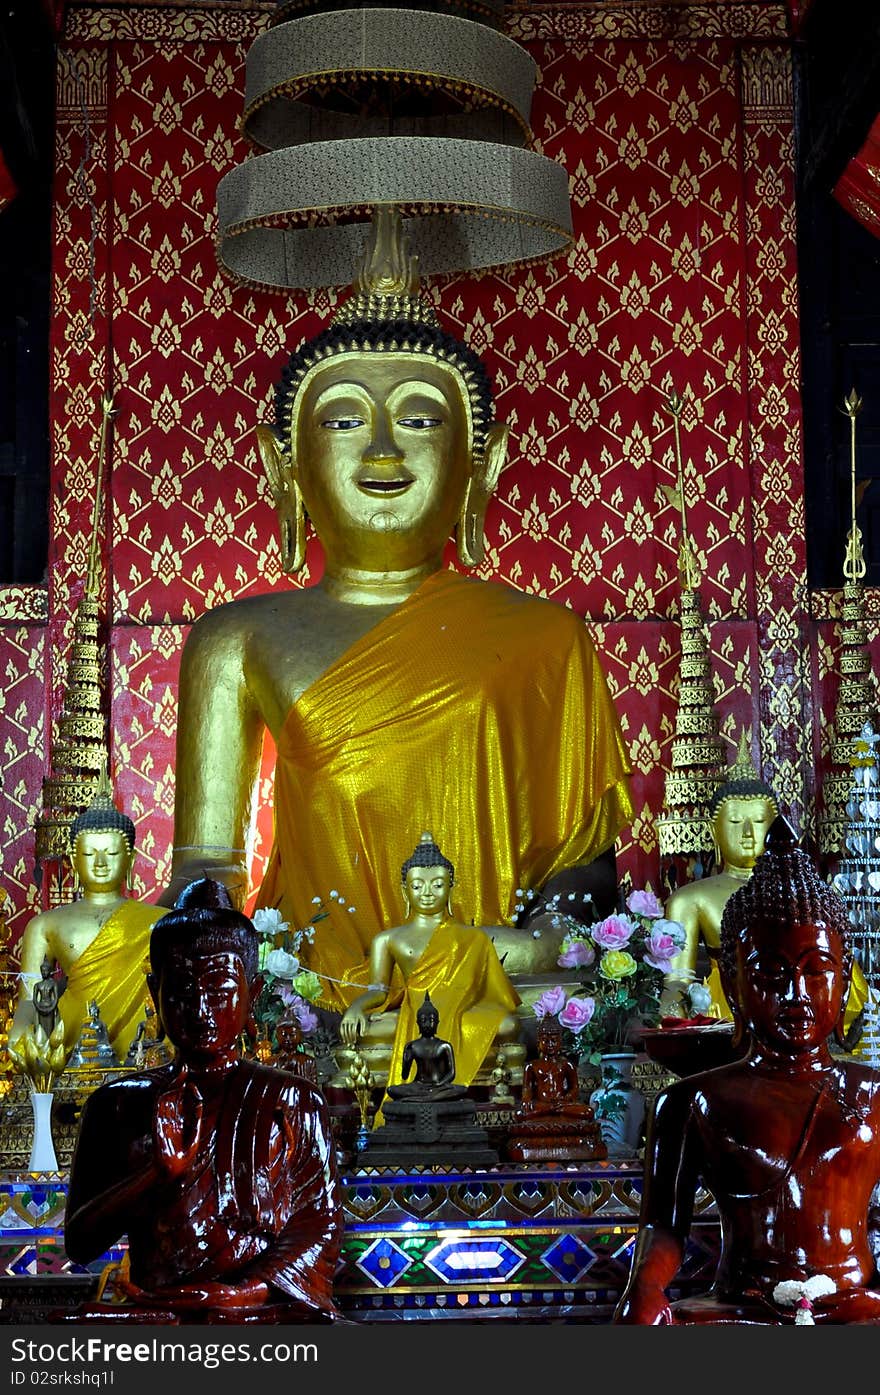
(506, 1014, 606, 1163)
(12, 772, 162, 1060)
(337, 832, 522, 1111)
(163, 207, 632, 1011)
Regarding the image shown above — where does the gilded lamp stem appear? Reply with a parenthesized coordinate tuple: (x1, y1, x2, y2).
(86, 391, 117, 600)
(665, 388, 701, 592)
(843, 388, 866, 584)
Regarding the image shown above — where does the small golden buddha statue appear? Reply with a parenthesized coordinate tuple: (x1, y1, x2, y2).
(12, 773, 162, 1061)
(336, 832, 523, 1106)
(163, 207, 632, 1012)
(662, 737, 867, 1034)
(661, 739, 779, 1018)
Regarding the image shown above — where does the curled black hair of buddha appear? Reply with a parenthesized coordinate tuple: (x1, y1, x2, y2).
(69, 799, 136, 851)
(273, 320, 495, 457)
(150, 877, 259, 983)
(401, 836, 455, 888)
(719, 817, 851, 990)
(709, 776, 779, 821)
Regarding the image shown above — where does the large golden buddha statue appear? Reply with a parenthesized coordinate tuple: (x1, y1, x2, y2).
(12, 775, 162, 1061)
(164, 209, 633, 1011)
(337, 831, 522, 1107)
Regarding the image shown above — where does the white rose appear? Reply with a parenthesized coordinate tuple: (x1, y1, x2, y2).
(265, 948, 300, 979)
(252, 907, 289, 939)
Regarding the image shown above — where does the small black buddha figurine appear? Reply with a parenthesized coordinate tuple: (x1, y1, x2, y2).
(386, 993, 464, 1102)
(32, 956, 60, 1040)
(362, 993, 498, 1166)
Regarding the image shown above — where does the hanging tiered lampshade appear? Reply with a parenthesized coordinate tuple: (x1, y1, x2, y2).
(216, 0, 573, 289)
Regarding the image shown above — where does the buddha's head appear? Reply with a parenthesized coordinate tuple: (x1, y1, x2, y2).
(537, 1013, 564, 1058)
(416, 992, 440, 1039)
(259, 209, 509, 577)
(148, 878, 259, 1060)
(401, 831, 454, 918)
(69, 777, 136, 895)
(720, 817, 851, 1054)
(708, 738, 778, 873)
(39, 956, 54, 980)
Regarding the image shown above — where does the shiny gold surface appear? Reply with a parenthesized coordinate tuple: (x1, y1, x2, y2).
(168, 214, 632, 1002)
(336, 838, 520, 1103)
(14, 786, 161, 1061)
(661, 738, 777, 1017)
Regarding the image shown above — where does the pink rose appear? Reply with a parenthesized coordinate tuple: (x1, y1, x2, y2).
(644, 927, 681, 972)
(559, 996, 595, 1032)
(592, 914, 637, 950)
(533, 985, 567, 1018)
(626, 889, 664, 919)
(557, 939, 596, 969)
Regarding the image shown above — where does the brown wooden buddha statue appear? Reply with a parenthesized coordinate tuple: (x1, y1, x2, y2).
(614, 817, 880, 1325)
(63, 879, 344, 1324)
(506, 1014, 606, 1163)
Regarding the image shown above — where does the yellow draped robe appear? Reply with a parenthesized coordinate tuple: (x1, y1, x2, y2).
(376, 918, 521, 1126)
(59, 901, 163, 1060)
(256, 569, 633, 1010)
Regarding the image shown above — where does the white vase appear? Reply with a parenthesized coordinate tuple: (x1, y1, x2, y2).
(28, 1090, 58, 1172)
(590, 1052, 645, 1159)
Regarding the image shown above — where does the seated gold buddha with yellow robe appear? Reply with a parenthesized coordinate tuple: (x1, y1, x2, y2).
(337, 833, 522, 1105)
(12, 779, 161, 1062)
(662, 741, 867, 1038)
(163, 210, 633, 1014)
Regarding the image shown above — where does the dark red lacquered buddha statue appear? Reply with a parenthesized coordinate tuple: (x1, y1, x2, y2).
(614, 818, 880, 1325)
(63, 879, 344, 1324)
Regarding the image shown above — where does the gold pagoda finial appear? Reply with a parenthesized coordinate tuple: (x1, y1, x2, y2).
(728, 729, 760, 784)
(842, 388, 867, 584)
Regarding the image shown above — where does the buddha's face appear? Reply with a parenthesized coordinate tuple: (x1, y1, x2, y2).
(74, 829, 132, 894)
(714, 796, 776, 871)
(417, 1009, 439, 1038)
(151, 949, 250, 1059)
(405, 865, 451, 917)
(292, 355, 471, 571)
(737, 920, 845, 1054)
(538, 1022, 563, 1058)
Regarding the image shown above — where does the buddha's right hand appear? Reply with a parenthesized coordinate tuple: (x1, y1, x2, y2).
(339, 1009, 368, 1046)
(153, 1067, 204, 1178)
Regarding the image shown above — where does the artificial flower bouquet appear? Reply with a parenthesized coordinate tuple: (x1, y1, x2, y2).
(532, 888, 689, 1065)
(249, 901, 331, 1049)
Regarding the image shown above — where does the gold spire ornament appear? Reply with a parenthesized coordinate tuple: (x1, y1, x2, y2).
(34, 392, 116, 878)
(819, 389, 878, 858)
(655, 388, 725, 879)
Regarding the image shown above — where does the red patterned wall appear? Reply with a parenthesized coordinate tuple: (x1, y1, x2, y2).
(2, 1, 815, 948)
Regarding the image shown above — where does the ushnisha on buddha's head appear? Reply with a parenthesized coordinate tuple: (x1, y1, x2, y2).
(257, 208, 509, 579)
(401, 831, 455, 919)
(147, 878, 259, 1062)
(719, 818, 851, 1055)
(69, 784, 136, 896)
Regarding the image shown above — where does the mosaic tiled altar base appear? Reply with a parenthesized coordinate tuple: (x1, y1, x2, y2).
(0, 1164, 720, 1322)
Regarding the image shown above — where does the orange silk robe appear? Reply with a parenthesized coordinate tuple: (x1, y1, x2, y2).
(257, 569, 633, 1010)
(60, 900, 162, 1059)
